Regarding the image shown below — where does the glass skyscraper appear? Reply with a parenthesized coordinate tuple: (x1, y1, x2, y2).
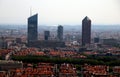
(28, 14, 38, 44)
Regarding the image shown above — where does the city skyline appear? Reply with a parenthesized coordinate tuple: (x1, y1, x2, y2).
(0, 0, 120, 25)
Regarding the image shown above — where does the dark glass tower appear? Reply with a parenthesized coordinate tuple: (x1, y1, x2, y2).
(82, 16, 91, 46)
(44, 31, 50, 40)
(57, 25, 63, 41)
(28, 14, 38, 44)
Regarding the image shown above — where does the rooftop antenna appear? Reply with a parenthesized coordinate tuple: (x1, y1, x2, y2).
(30, 7, 32, 16)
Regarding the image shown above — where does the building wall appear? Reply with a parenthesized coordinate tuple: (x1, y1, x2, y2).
(0, 61, 23, 71)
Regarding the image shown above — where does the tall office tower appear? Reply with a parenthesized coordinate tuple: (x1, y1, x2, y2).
(28, 14, 38, 44)
(44, 31, 50, 40)
(57, 25, 63, 41)
(82, 16, 91, 46)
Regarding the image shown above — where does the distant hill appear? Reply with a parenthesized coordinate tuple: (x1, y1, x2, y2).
(0, 24, 120, 32)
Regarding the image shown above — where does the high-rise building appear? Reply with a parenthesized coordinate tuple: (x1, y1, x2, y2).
(94, 37, 99, 43)
(57, 25, 63, 41)
(82, 16, 91, 46)
(44, 31, 50, 40)
(16, 38, 22, 44)
(27, 14, 38, 44)
(0, 37, 7, 49)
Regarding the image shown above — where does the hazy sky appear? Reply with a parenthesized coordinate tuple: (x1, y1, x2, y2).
(0, 0, 120, 25)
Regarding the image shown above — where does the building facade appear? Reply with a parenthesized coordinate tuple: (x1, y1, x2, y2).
(57, 25, 63, 41)
(82, 16, 91, 46)
(28, 14, 38, 44)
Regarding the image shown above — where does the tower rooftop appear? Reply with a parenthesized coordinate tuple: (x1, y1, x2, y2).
(28, 14, 38, 21)
(83, 16, 91, 21)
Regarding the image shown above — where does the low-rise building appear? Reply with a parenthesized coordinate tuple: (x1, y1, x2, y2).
(59, 63, 77, 77)
(0, 60, 23, 71)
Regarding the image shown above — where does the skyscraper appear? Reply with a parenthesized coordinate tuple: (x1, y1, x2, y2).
(82, 16, 91, 46)
(57, 25, 63, 41)
(44, 31, 50, 40)
(27, 14, 38, 44)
